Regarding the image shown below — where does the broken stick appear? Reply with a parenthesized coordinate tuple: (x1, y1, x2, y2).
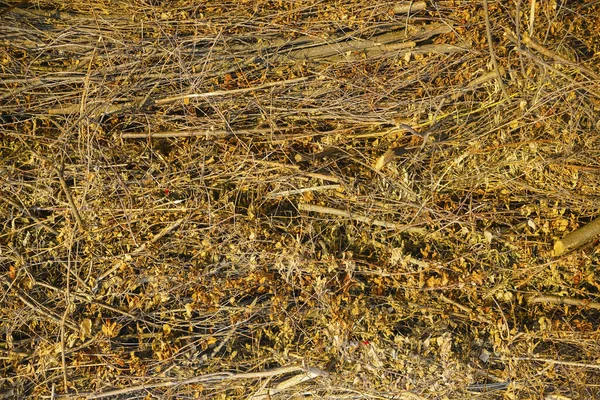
(554, 216, 600, 256)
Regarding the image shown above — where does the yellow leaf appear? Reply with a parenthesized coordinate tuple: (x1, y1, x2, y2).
(80, 319, 92, 341)
(184, 303, 193, 318)
(206, 337, 217, 345)
(102, 320, 119, 338)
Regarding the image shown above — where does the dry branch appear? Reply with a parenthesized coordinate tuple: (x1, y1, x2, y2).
(522, 36, 600, 81)
(393, 2, 427, 15)
(298, 203, 427, 235)
(55, 167, 85, 232)
(0, 275, 78, 332)
(267, 185, 341, 199)
(482, 0, 510, 101)
(78, 366, 327, 400)
(529, 294, 600, 310)
(47, 77, 312, 116)
(0, 193, 59, 235)
(553, 216, 600, 256)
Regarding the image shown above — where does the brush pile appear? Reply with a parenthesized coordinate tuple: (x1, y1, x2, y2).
(2, 1, 600, 398)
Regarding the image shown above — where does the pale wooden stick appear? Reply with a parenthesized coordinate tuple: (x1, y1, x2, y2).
(48, 77, 312, 116)
(393, 1, 427, 14)
(60, 239, 72, 392)
(267, 185, 340, 199)
(55, 167, 85, 232)
(298, 203, 427, 235)
(511, 356, 600, 370)
(553, 216, 600, 256)
(482, 0, 510, 101)
(253, 160, 341, 183)
(76, 365, 325, 400)
(528, 0, 536, 37)
(439, 294, 491, 324)
(154, 76, 310, 105)
(522, 36, 600, 81)
(122, 127, 276, 139)
(529, 294, 600, 310)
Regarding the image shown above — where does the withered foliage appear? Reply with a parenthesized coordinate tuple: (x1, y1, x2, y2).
(1, 1, 600, 398)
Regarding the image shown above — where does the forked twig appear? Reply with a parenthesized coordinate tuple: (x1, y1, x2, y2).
(0, 275, 78, 331)
(55, 166, 85, 232)
(0, 193, 59, 235)
(482, 0, 510, 101)
(94, 218, 185, 290)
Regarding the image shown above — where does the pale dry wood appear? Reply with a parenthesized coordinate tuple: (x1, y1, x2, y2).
(71, 365, 327, 400)
(450, 67, 506, 100)
(267, 184, 341, 199)
(154, 76, 311, 105)
(122, 127, 274, 139)
(522, 35, 600, 81)
(298, 203, 427, 234)
(553, 216, 600, 256)
(60, 235, 73, 392)
(528, 0, 536, 37)
(253, 160, 341, 183)
(439, 294, 492, 324)
(34, 280, 163, 329)
(482, 0, 510, 101)
(250, 367, 329, 399)
(393, 1, 427, 14)
(511, 356, 600, 370)
(55, 167, 85, 232)
(529, 294, 600, 310)
(48, 77, 312, 116)
(505, 30, 600, 99)
(274, 23, 451, 62)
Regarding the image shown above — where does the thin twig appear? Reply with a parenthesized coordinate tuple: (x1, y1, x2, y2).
(94, 218, 185, 288)
(72, 365, 325, 400)
(267, 185, 341, 199)
(122, 127, 282, 139)
(510, 356, 600, 370)
(482, 0, 510, 101)
(298, 203, 427, 235)
(0, 275, 78, 331)
(0, 193, 59, 235)
(34, 279, 163, 329)
(521, 35, 600, 81)
(528, 0, 536, 37)
(439, 294, 491, 323)
(55, 166, 85, 232)
(154, 77, 312, 105)
(60, 235, 72, 392)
